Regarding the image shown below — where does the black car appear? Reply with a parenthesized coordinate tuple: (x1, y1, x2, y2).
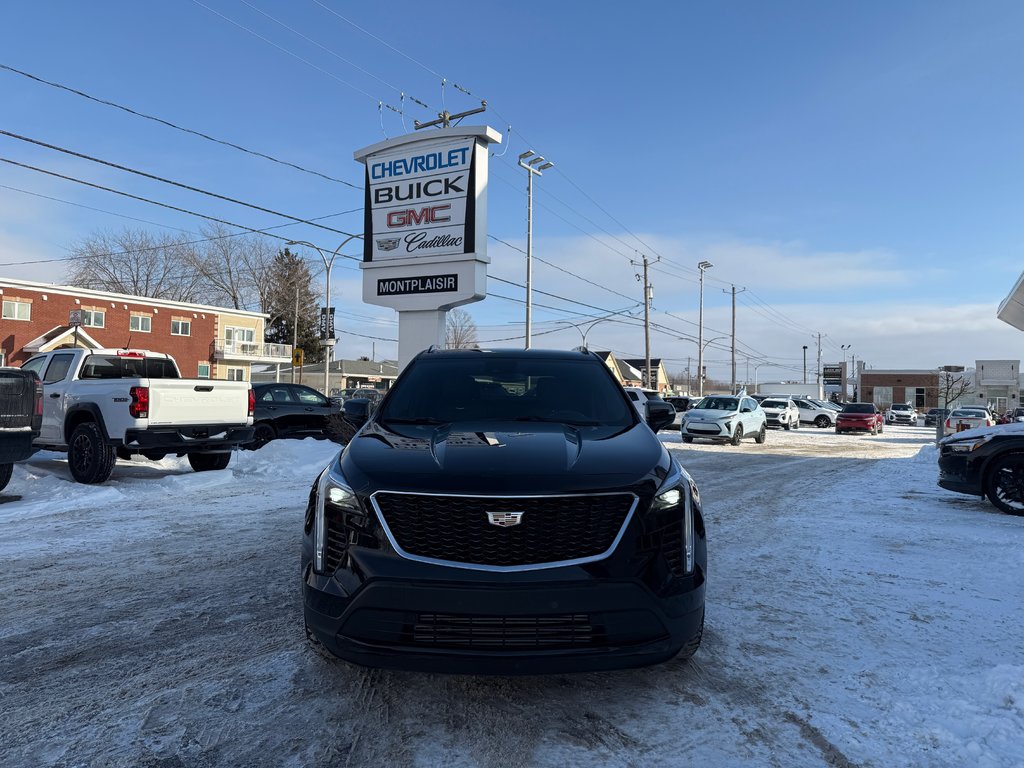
(938, 427, 1024, 515)
(664, 396, 692, 412)
(249, 383, 340, 449)
(924, 408, 950, 427)
(0, 368, 43, 492)
(302, 348, 704, 674)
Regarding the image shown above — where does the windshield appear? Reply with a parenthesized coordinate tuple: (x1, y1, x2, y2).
(891, 404, 911, 411)
(761, 399, 788, 408)
(842, 404, 875, 414)
(378, 356, 635, 427)
(694, 397, 739, 411)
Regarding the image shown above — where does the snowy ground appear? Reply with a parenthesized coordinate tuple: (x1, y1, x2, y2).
(1, 424, 1021, 767)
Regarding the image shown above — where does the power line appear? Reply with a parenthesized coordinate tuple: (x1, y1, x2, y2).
(0, 155, 362, 259)
(0, 63, 361, 189)
(0, 129, 359, 238)
(237, 0, 432, 112)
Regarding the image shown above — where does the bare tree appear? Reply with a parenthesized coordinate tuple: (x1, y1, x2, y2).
(67, 228, 205, 302)
(940, 370, 973, 409)
(187, 223, 276, 311)
(445, 308, 478, 349)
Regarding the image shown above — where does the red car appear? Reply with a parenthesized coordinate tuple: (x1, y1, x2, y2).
(836, 403, 885, 435)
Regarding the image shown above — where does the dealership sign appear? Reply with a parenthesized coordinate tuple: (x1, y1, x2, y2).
(354, 126, 501, 368)
(363, 135, 477, 263)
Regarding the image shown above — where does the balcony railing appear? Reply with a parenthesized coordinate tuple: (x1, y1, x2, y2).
(211, 340, 292, 363)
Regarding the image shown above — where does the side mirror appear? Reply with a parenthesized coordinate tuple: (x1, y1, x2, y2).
(343, 398, 371, 429)
(741, 406, 752, 413)
(645, 401, 676, 433)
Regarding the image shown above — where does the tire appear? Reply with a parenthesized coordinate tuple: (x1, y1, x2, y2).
(245, 422, 276, 451)
(731, 424, 744, 446)
(870, 423, 878, 435)
(815, 415, 830, 428)
(682, 435, 694, 444)
(784, 421, 792, 431)
(68, 422, 117, 484)
(793, 419, 800, 430)
(0, 463, 12, 493)
(878, 423, 884, 434)
(674, 608, 705, 662)
(985, 454, 1024, 516)
(754, 424, 767, 444)
(187, 452, 232, 472)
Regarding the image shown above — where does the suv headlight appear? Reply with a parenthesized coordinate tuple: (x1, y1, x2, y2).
(652, 462, 698, 574)
(313, 464, 361, 573)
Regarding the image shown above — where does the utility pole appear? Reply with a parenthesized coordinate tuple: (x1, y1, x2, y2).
(723, 285, 745, 393)
(518, 150, 554, 349)
(697, 261, 714, 396)
(816, 333, 822, 388)
(687, 356, 691, 394)
(292, 285, 299, 385)
(632, 254, 658, 389)
(802, 345, 808, 384)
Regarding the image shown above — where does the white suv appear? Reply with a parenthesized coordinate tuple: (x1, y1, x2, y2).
(791, 397, 838, 428)
(886, 402, 919, 426)
(681, 394, 767, 446)
(760, 397, 801, 430)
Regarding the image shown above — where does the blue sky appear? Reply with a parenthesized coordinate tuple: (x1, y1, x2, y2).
(1, 1, 1022, 383)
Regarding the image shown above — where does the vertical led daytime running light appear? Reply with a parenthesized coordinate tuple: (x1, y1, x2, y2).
(314, 467, 330, 573)
(684, 484, 695, 574)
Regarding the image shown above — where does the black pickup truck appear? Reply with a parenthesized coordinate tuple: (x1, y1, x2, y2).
(0, 368, 43, 492)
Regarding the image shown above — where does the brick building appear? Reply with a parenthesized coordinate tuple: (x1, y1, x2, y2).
(859, 369, 939, 410)
(0, 277, 290, 380)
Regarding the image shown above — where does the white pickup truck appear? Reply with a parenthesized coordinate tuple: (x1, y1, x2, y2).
(21, 348, 254, 484)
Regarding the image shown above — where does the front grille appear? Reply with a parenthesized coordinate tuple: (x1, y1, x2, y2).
(373, 492, 635, 568)
(412, 613, 600, 650)
(639, 519, 684, 577)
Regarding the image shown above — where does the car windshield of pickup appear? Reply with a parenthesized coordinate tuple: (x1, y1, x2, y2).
(378, 356, 635, 428)
(79, 355, 180, 379)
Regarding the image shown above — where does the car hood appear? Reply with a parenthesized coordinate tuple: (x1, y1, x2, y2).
(685, 408, 736, 420)
(939, 421, 1024, 444)
(339, 419, 670, 496)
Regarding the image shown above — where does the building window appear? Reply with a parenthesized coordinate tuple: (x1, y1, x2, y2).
(130, 315, 152, 333)
(2, 300, 30, 321)
(914, 387, 926, 408)
(197, 362, 210, 379)
(171, 319, 191, 336)
(226, 367, 246, 381)
(82, 309, 105, 328)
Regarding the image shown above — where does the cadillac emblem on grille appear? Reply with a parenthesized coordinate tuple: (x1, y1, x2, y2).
(486, 511, 524, 527)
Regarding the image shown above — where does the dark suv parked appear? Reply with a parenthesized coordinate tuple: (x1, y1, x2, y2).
(248, 383, 340, 449)
(302, 348, 704, 674)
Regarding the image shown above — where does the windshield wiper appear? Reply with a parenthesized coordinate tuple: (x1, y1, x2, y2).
(511, 416, 603, 426)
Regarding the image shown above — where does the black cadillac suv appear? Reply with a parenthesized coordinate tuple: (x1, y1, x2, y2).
(301, 348, 706, 674)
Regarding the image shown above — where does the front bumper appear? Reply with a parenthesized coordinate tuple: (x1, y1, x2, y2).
(764, 414, 788, 427)
(681, 421, 729, 439)
(937, 450, 984, 496)
(124, 424, 254, 453)
(304, 557, 705, 674)
(836, 419, 876, 432)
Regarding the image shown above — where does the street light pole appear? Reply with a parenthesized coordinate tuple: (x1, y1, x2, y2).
(802, 345, 808, 384)
(697, 260, 713, 396)
(288, 236, 361, 395)
(841, 344, 852, 401)
(518, 150, 554, 349)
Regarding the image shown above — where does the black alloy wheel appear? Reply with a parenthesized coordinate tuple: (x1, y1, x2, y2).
(985, 454, 1024, 516)
(68, 422, 117, 484)
(246, 422, 276, 451)
(731, 424, 744, 446)
(755, 424, 767, 444)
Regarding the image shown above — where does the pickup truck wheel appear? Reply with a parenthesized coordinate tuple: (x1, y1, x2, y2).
(0, 463, 13, 492)
(731, 424, 744, 446)
(68, 422, 117, 484)
(985, 454, 1024, 516)
(188, 452, 232, 472)
(815, 415, 830, 428)
(245, 423, 276, 451)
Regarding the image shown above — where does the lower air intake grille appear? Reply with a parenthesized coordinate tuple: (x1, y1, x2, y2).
(412, 613, 599, 650)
